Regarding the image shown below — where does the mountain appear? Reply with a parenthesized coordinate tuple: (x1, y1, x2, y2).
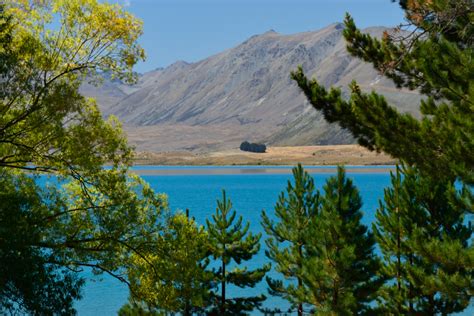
(84, 23, 422, 152)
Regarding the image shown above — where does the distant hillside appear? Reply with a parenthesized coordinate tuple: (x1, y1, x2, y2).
(83, 23, 422, 152)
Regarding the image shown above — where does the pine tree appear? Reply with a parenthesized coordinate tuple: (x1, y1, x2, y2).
(373, 167, 409, 314)
(206, 190, 270, 315)
(375, 165, 472, 314)
(299, 166, 380, 315)
(290, 1, 473, 312)
(291, 0, 473, 185)
(261, 164, 320, 316)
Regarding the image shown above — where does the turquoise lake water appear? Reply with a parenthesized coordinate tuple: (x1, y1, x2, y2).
(73, 166, 472, 315)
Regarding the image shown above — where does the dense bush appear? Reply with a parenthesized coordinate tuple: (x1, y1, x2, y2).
(240, 141, 266, 153)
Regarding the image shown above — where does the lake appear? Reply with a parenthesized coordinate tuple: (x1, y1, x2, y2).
(74, 166, 472, 315)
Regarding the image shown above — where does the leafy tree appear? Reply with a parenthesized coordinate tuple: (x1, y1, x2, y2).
(1, 0, 144, 172)
(124, 212, 211, 315)
(0, 168, 164, 315)
(298, 166, 380, 315)
(261, 164, 320, 316)
(0, 170, 83, 315)
(1, 1, 165, 313)
(206, 190, 270, 315)
(291, 0, 473, 185)
(240, 141, 267, 153)
(118, 302, 161, 316)
(375, 165, 472, 314)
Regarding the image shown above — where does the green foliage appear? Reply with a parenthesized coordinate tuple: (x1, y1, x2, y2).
(0, 167, 164, 314)
(290, 1, 473, 313)
(125, 212, 211, 315)
(263, 165, 380, 315)
(207, 190, 270, 315)
(300, 167, 381, 315)
(1, 0, 145, 174)
(374, 165, 473, 314)
(0, 1, 167, 314)
(262, 164, 319, 315)
(0, 170, 83, 315)
(118, 302, 162, 316)
(291, 0, 473, 185)
(240, 141, 267, 153)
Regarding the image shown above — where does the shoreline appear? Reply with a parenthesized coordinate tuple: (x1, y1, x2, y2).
(132, 145, 397, 167)
(130, 166, 396, 176)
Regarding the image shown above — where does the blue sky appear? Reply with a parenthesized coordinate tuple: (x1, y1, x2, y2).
(117, 0, 406, 73)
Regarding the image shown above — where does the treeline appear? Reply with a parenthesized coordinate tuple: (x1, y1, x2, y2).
(119, 164, 472, 315)
(240, 141, 267, 153)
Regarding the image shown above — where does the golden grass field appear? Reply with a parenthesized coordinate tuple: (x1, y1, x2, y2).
(133, 145, 396, 166)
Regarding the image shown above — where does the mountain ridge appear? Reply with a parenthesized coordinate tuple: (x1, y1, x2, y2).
(83, 24, 421, 152)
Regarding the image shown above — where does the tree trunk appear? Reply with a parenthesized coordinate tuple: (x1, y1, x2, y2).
(298, 301, 303, 316)
(396, 206, 402, 314)
(221, 255, 226, 315)
(184, 303, 190, 316)
(428, 294, 435, 316)
(185, 209, 191, 316)
(298, 244, 303, 316)
(409, 253, 414, 313)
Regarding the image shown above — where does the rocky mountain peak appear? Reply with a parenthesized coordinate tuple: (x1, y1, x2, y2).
(331, 22, 345, 31)
(263, 29, 278, 35)
(168, 60, 190, 69)
(84, 24, 420, 152)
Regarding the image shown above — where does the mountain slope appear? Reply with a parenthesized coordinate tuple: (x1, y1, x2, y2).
(86, 24, 421, 152)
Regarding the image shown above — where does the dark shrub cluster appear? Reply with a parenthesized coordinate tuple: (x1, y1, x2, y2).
(239, 141, 266, 153)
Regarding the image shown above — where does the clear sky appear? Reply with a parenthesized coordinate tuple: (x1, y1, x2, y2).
(117, 0, 406, 73)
